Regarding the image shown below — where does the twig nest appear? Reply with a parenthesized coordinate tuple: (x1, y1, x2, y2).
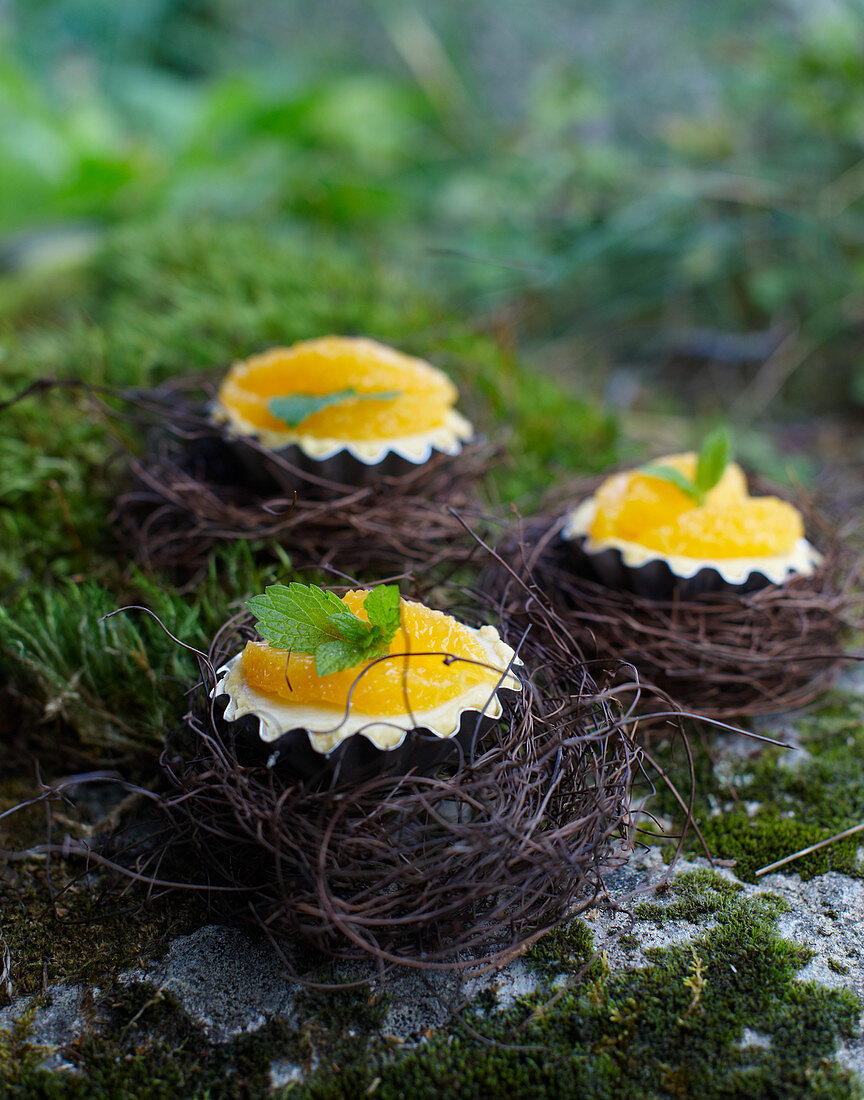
(212, 336, 474, 486)
(158, 586, 639, 968)
(111, 349, 490, 579)
(490, 460, 861, 721)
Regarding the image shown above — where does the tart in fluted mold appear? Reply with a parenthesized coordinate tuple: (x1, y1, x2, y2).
(214, 589, 521, 760)
(562, 452, 821, 593)
(212, 336, 474, 471)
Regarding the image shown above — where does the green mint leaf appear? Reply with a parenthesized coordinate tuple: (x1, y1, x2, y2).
(247, 582, 373, 658)
(268, 388, 402, 428)
(328, 613, 374, 646)
(639, 464, 704, 505)
(695, 426, 732, 495)
(314, 638, 369, 678)
(362, 584, 402, 647)
(247, 581, 403, 678)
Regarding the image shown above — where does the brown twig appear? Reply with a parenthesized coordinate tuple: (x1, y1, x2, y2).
(755, 822, 864, 877)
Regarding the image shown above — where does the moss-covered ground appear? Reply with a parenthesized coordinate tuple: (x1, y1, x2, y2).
(2, 218, 864, 1096)
(647, 693, 864, 882)
(1, 870, 860, 1098)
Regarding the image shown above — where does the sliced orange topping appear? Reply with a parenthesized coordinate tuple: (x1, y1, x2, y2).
(637, 498, 804, 558)
(589, 453, 802, 558)
(217, 336, 457, 441)
(241, 591, 500, 716)
(590, 453, 747, 543)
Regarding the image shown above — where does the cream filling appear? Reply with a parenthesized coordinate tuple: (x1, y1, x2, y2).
(562, 497, 822, 586)
(213, 624, 522, 755)
(212, 402, 474, 466)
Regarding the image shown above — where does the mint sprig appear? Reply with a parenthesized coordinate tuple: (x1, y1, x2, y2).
(268, 388, 402, 429)
(640, 426, 733, 506)
(247, 582, 402, 677)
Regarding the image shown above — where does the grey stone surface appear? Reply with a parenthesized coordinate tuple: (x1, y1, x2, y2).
(0, 983, 93, 1072)
(600, 850, 864, 1068)
(124, 924, 297, 1042)
(740, 1028, 772, 1050)
(270, 1058, 306, 1089)
(0, 923, 547, 1066)
(376, 958, 538, 1039)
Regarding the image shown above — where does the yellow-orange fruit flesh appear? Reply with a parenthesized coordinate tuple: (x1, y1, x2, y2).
(588, 452, 802, 557)
(589, 454, 748, 543)
(217, 336, 457, 441)
(636, 498, 804, 558)
(241, 591, 499, 715)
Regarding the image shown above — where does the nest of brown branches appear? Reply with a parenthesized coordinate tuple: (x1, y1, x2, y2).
(149, 581, 643, 971)
(110, 379, 494, 581)
(488, 485, 862, 723)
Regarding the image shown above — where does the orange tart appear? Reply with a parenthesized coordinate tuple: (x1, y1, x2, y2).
(212, 336, 473, 473)
(562, 452, 821, 595)
(214, 588, 521, 768)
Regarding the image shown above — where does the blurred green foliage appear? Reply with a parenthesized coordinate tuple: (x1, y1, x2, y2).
(5, 1, 864, 410)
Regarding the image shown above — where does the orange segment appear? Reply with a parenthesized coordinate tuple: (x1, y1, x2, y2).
(590, 453, 748, 542)
(588, 452, 804, 558)
(637, 498, 804, 558)
(217, 336, 457, 441)
(241, 590, 500, 716)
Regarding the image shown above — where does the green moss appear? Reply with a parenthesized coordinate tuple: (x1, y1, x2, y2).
(701, 810, 862, 882)
(524, 914, 596, 976)
(0, 543, 290, 754)
(1, 984, 301, 1099)
(703, 697, 864, 879)
(0, 1003, 51, 1092)
(1, 871, 860, 1098)
(633, 869, 749, 922)
(0, 976, 387, 1100)
(0, 867, 204, 1003)
(0, 744, 207, 1007)
(290, 871, 860, 1099)
(294, 980, 389, 1034)
(648, 694, 864, 882)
